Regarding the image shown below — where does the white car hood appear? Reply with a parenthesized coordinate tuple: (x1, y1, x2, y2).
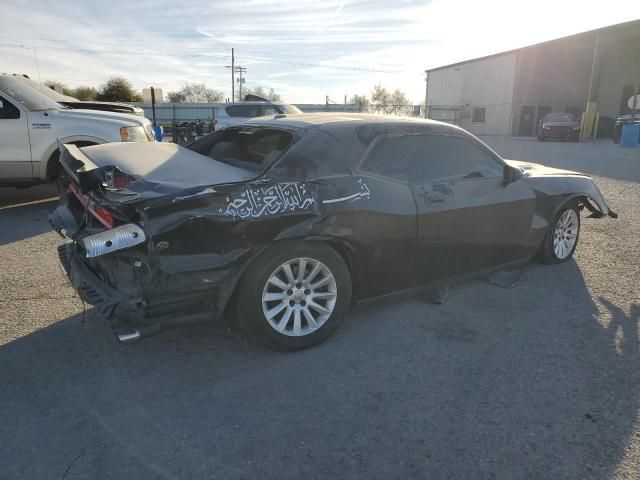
(54, 108, 148, 126)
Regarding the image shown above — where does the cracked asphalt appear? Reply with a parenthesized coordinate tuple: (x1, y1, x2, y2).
(1, 137, 639, 479)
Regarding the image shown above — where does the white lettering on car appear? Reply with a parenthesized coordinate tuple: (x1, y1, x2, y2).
(322, 179, 371, 204)
(221, 182, 315, 219)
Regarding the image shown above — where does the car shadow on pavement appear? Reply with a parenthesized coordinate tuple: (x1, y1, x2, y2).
(0, 185, 58, 246)
(1, 260, 639, 479)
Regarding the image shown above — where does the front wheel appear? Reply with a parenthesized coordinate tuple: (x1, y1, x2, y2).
(538, 203, 580, 264)
(236, 242, 352, 351)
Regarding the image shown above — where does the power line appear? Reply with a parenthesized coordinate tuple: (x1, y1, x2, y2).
(0, 41, 406, 74)
(0, 35, 405, 68)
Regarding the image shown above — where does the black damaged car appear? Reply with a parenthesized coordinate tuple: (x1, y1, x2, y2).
(50, 114, 616, 351)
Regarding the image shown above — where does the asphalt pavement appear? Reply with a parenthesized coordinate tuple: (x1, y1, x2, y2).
(1, 137, 639, 479)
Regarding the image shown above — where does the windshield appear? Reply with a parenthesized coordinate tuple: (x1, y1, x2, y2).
(0, 76, 62, 111)
(278, 104, 303, 115)
(13, 75, 77, 102)
(545, 113, 576, 122)
(188, 126, 295, 172)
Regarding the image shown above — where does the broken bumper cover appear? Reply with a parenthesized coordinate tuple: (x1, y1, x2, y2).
(57, 243, 214, 338)
(58, 243, 144, 323)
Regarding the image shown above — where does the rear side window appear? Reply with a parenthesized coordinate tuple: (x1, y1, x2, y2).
(262, 105, 278, 116)
(226, 105, 260, 118)
(360, 135, 409, 181)
(0, 96, 20, 119)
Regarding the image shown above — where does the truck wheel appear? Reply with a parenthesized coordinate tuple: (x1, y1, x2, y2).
(236, 242, 352, 351)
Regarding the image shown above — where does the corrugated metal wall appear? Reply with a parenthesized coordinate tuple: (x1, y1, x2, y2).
(511, 34, 594, 135)
(427, 52, 517, 135)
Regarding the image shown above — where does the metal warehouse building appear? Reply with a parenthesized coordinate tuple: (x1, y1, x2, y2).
(425, 19, 640, 138)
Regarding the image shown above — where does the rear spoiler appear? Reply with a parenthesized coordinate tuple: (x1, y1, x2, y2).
(58, 141, 103, 194)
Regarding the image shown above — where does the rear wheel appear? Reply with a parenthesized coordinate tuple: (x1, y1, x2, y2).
(539, 203, 580, 264)
(236, 242, 351, 351)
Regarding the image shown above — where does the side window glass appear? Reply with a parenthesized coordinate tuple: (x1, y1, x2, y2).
(226, 105, 260, 118)
(0, 96, 20, 119)
(410, 135, 502, 181)
(360, 136, 409, 181)
(262, 105, 277, 116)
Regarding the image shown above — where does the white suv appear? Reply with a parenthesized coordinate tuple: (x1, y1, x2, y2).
(0, 75, 153, 187)
(213, 102, 302, 130)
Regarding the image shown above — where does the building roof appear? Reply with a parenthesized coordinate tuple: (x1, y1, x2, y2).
(425, 18, 640, 73)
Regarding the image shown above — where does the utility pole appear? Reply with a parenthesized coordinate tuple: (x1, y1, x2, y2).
(225, 48, 235, 102)
(235, 66, 247, 102)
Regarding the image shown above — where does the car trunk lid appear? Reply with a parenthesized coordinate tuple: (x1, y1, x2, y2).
(59, 141, 257, 201)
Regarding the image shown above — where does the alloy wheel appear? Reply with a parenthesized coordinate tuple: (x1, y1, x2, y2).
(553, 209, 579, 260)
(262, 257, 337, 336)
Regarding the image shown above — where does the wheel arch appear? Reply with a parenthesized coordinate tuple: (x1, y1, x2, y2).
(220, 236, 361, 322)
(42, 136, 107, 180)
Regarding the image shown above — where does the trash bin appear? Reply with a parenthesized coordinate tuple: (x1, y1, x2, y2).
(620, 124, 640, 147)
(152, 125, 164, 142)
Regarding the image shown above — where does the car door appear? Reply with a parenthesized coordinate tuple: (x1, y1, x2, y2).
(350, 134, 419, 297)
(408, 134, 536, 283)
(0, 94, 32, 180)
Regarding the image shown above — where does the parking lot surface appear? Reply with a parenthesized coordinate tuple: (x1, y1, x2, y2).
(1, 137, 639, 479)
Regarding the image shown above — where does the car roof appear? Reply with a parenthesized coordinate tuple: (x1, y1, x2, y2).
(243, 112, 460, 132)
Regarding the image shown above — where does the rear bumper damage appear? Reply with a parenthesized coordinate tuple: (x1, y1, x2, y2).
(57, 242, 231, 342)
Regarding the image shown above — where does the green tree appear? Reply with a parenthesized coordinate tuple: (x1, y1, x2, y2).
(349, 94, 370, 112)
(96, 77, 141, 102)
(167, 83, 224, 103)
(72, 86, 97, 101)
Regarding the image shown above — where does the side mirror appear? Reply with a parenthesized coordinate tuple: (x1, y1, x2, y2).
(502, 165, 522, 185)
(0, 100, 4, 110)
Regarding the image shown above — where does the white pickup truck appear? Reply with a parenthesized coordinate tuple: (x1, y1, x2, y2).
(0, 74, 154, 187)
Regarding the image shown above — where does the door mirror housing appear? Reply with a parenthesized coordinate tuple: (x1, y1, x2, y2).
(0, 100, 3, 110)
(503, 165, 523, 185)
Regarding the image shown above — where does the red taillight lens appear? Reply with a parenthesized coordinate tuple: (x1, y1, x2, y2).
(90, 204, 114, 228)
(105, 169, 135, 190)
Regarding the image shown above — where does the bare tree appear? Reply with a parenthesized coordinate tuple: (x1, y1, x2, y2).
(349, 94, 370, 113)
(44, 80, 72, 96)
(246, 86, 281, 102)
(167, 83, 224, 103)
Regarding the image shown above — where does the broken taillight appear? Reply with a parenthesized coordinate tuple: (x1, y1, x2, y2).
(105, 169, 136, 190)
(90, 204, 114, 228)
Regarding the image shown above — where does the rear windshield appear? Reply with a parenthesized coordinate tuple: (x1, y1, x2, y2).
(189, 127, 295, 172)
(544, 113, 575, 122)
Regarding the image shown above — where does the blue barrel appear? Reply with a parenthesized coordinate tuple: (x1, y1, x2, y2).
(620, 124, 639, 147)
(152, 125, 164, 142)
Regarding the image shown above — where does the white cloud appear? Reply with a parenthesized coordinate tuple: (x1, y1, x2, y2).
(0, 0, 637, 103)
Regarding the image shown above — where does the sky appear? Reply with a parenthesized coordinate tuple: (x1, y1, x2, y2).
(1, 0, 638, 104)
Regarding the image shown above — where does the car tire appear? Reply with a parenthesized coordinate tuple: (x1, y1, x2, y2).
(538, 202, 581, 264)
(537, 136, 545, 142)
(236, 241, 352, 351)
